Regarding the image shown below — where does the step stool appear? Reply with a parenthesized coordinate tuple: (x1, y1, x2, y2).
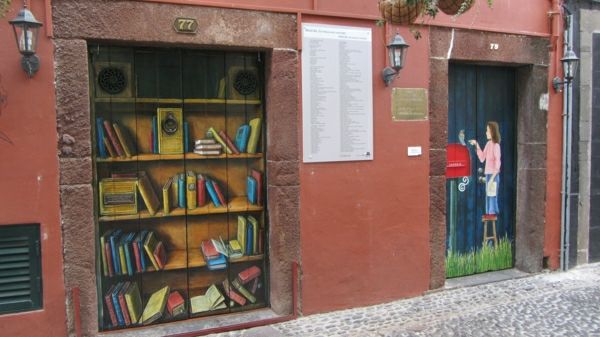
(482, 214, 498, 248)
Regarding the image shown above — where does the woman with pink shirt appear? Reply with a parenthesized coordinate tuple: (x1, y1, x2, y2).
(469, 121, 501, 215)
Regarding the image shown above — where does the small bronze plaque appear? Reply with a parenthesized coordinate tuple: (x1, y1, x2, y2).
(174, 18, 198, 34)
(103, 193, 136, 206)
(391, 88, 429, 121)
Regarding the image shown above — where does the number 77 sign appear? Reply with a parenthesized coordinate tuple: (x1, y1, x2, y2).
(173, 18, 198, 34)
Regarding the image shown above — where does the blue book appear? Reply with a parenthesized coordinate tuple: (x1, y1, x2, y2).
(152, 116, 158, 154)
(246, 222, 254, 255)
(138, 230, 148, 272)
(247, 176, 257, 204)
(177, 173, 186, 208)
(206, 253, 227, 271)
(111, 282, 125, 326)
(205, 179, 221, 207)
(235, 124, 250, 153)
(183, 121, 189, 153)
(96, 118, 107, 158)
(109, 229, 123, 275)
(123, 233, 135, 276)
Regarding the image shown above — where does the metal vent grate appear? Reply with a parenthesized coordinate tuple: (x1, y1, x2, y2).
(0, 224, 42, 314)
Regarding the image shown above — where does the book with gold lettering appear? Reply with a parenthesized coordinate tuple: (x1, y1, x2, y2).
(186, 171, 197, 209)
(162, 177, 172, 215)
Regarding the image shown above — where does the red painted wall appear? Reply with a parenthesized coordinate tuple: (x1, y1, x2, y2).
(299, 16, 431, 314)
(0, 1, 67, 336)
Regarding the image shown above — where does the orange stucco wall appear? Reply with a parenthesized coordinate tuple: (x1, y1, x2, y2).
(0, 1, 67, 336)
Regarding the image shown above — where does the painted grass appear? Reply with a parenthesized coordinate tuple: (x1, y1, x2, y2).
(446, 236, 513, 278)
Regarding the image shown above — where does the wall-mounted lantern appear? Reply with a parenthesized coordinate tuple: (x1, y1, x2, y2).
(9, 3, 43, 78)
(552, 47, 579, 92)
(382, 33, 409, 86)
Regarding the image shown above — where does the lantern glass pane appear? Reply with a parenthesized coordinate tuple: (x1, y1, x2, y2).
(19, 25, 40, 54)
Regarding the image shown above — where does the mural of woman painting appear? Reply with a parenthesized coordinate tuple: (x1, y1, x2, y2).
(469, 121, 501, 215)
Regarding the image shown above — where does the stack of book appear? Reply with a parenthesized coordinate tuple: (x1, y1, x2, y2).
(193, 138, 223, 156)
(103, 281, 143, 328)
(237, 215, 262, 256)
(99, 230, 168, 277)
(96, 118, 136, 159)
(190, 284, 226, 314)
(222, 266, 262, 306)
(200, 240, 227, 271)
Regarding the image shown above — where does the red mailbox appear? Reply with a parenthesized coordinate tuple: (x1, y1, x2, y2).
(446, 144, 471, 178)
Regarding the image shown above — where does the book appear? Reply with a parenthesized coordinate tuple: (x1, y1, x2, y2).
(152, 115, 158, 154)
(137, 230, 148, 272)
(216, 77, 226, 99)
(167, 291, 186, 317)
(247, 176, 257, 205)
(104, 284, 118, 327)
(138, 172, 160, 215)
(251, 169, 262, 206)
(123, 232, 136, 276)
(212, 180, 227, 206)
(247, 216, 259, 255)
(132, 232, 143, 273)
(104, 240, 115, 276)
(183, 121, 189, 153)
(112, 122, 134, 158)
(237, 216, 247, 254)
(232, 279, 256, 304)
(200, 240, 220, 260)
(222, 279, 246, 306)
(177, 173, 186, 209)
(186, 171, 197, 209)
(109, 229, 123, 275)
(211, 237, 229, 257)
(195, 138, 217, 146)
(162, 177, 172, 215)
(246, 221, 254, 256)
(118, 235, 128, 276)
(208, 127, 233, 154)
(140, 285, 170, 325)
(118, 281, 132, 325)
(196, 174, 206, 207)
(206, 253, 227, 271)
(99, 178, 138, 216)
(194, 143, 222, 151)
(153, 241, 167, 270)
(250, 278, 260, 294)
(96, 118, 107, 158)
(100, 230, 113, 277)
(228, 239, 243, 259)
(193, 149, 222, 156)
(235, 124, 250, 153)
(103, 120, 125, 157)
(238, 266, 261, 284)
(190, 284, 226, 314)
(143, 231, 160, 271)
(111, 282, 125, 326)
(124, 282, 142, 324)
(205, 179, 221, 207)
(218, 130, 240, 154)
(247, 118, 261, 154)
(103, 136, 116, 158)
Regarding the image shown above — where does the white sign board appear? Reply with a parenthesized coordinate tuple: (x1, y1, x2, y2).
(302, 23, 373, 163)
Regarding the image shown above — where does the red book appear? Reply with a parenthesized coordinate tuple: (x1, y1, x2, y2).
(167, 291, 185, 316)
(197, 174, 206, 207)
(118, 282, 132, 326)
(111, 172, 137, 178)
(150, 130, 154, 153)
(153, 241, 167, 270)
(222, 279, 247, 306)
(251, 169, 262, 206)
(212, 180, 227, 206)
(238, 266, 261, 284)
(132, 239, 142, 273)
(104, 284, 118, 327)
(103, 120, 125, 157)
(104, 242, 114, 277)
(218, 130, 240, 154)
(200, 240, 220, 260)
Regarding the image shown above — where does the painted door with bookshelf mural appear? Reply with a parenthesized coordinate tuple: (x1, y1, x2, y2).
(91, 46, 268, 331)
(445, 64, 516, 278)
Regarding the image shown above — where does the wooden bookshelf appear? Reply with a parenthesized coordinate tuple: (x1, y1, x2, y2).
(96, 153, 263, 163)
(122, 250, 264, 273)
(94, 97, 261, 105)
(99, 196, 263, 222)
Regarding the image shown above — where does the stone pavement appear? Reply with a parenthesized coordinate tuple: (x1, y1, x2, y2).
(205, 263, 600, 337)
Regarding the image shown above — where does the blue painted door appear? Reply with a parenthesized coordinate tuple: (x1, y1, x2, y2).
(446, 64, 516, 278)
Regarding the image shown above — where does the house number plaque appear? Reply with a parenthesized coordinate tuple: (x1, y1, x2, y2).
(174, 18, 198, 34)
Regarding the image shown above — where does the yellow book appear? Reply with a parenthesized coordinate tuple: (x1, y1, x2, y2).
(112, 122, 133, 158)
(137, 171, 160, 215)
(99, 230, 111, 276)
(247, 118, 261, 154)
(125, 282, 143, 324)
(119, 243, 128, 276)
(143, 231, 160, 270)
(140, 285, 170, 325)
(216, 77, 226, 99)
(248, 215, 259, 255)
(186, 171, 197, 209)
(237, 216, 247, 254)
(162, 177, 172, 215)
(172, 174, 179, 208)
(208, 127, 232, 154)
(99, 178, 138, 216)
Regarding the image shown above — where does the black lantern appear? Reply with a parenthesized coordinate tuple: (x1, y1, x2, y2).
(382, 33, 409, 86)
(552, 46, 579, 92)
(9, 4, 43, 77)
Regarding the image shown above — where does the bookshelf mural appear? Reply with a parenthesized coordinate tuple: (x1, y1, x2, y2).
(90, 46, 268, 331)
(445, 65, 516, 278)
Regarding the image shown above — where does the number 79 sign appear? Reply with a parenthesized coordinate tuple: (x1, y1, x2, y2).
(174, 18, 198, 34)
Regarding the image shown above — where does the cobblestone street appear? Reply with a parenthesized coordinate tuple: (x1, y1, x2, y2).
(206, 264, 600, 337)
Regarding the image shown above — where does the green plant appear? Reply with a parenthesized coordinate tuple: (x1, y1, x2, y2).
(445, 235, 513, 278)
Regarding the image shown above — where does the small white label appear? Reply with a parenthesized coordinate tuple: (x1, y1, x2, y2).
(490, 43, 499, 50)
(407, 146, 422, 157)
